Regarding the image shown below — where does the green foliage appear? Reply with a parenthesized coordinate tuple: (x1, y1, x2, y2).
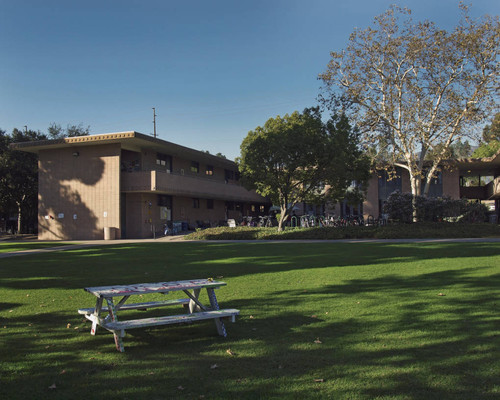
(383, 191, 490, 223)
(48, 122, 90, 139)
(472, 140, 500, 158)
(238, 108, 370, 230)
(0, 128, 47, 233)
(185, 222, 500, 241)
(472, 113, 500, 158)
(482, 113, 500, 143)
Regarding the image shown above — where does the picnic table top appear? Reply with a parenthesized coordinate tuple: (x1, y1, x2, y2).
(84, 278, 226, 298)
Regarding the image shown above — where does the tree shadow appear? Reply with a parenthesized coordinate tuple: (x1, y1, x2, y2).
(0, 242, 499, 398)
(37, 150, 105, 240)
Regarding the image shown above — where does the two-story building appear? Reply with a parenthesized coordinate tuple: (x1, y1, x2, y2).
(361, 150, 500, 221)
(14, 131, 270, 240)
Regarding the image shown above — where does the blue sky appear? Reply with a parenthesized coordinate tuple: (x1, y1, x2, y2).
(1, 0, 498, 160)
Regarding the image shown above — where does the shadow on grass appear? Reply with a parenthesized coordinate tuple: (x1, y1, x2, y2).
(0, 242, 499, 290)
(0, 242, 499, 399)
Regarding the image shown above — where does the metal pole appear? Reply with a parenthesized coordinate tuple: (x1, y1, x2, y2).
(152, 107, 157, 138)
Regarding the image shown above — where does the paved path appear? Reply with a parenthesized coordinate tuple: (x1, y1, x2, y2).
(1, 236, 499, 259)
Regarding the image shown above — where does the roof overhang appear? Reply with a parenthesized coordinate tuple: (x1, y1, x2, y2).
(11, 131, 237, 167)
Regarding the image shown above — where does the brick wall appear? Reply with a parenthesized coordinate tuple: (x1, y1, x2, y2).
(38, 144, 121, 240)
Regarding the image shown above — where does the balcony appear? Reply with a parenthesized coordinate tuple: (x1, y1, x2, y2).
(121, 170, 265, 202)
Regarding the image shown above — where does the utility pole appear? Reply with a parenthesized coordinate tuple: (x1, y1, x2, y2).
(24, 125, 28, 134)
(152, 107, 157, 138)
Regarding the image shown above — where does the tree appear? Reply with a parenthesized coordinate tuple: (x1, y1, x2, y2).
(0, 128, 47, 234)
(319, 5, 499, 204)
(473, 113, 500, 157)
(48, 122, 90, 139)
(238, 108, 370, 231)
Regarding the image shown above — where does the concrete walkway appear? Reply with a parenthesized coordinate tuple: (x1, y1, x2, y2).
(1, 235, 499, 259)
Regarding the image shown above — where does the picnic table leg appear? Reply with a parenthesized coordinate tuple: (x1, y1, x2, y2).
(188, 288, 201, 313)
(206, 288, 227, 337)
(91, 297, 103, 336)
(105, 297, 125, 352)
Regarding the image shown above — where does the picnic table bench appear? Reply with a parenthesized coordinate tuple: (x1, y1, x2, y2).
(78, 278, 239, 352)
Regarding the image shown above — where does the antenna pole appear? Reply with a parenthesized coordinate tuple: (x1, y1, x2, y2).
(152, 107, 157, 138)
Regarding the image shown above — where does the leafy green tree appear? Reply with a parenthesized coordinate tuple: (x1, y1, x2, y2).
(473, 113, 500, 157)
(0, 128, 47, 234)
(48, 122, 90, 139)
(320, 4, 499, 204)
(238, 108, 370, 231)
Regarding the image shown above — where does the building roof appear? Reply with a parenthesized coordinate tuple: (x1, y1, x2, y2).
(455, 148, 500, 173)
(11, 131, 237, 168)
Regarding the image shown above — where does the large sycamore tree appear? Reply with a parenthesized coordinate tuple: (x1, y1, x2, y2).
(319, 4, 499, 200)
(238, 108, 370, 231)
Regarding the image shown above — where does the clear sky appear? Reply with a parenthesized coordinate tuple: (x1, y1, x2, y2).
(1, 0, 498, 160)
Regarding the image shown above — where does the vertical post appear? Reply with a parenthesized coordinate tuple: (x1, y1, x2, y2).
(105, 298, 125, 352)
(207, 288, 227, 337)
(152, 107, 157, 138)
(189, 289, 201, 313)
(91, 297, 103, 336)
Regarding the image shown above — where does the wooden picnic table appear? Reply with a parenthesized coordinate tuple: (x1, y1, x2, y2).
(78, 278, 239, 352)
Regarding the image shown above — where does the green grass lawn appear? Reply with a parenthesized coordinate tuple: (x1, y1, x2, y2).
(1, 242, 499, 399)
(0, 241, 72, 253)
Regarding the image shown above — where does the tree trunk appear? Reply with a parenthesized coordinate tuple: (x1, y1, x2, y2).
(16, 202, 22, 235)
(278, 212, 287, 232)
(409, 174, 422, 222)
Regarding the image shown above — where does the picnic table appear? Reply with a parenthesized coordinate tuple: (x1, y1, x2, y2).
(78, 278, 239, 352)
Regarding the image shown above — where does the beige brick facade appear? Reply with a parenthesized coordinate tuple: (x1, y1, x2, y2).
(17, 132, 270, 240)
(38, 143, 121, 240)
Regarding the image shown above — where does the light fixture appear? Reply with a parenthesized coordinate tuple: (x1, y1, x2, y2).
(72, 151, 80, 157)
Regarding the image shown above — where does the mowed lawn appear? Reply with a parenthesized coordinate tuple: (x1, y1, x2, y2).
(0, 242, 499, 399)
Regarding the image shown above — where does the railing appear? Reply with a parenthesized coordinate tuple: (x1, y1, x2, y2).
(121, 169, 264, 202)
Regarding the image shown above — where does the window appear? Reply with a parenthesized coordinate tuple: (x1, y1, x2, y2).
(378, 169, 402, 200)
(205, 165, 214, 176)
(156, 153, 172, 172)
(480, 175, 494, 186)
(425, 171, 442, 197)
(207, 199, 214, 209)
(224, 169, 235, 181)
(193, 198, 200, 208)
(157, 195, 172, 207)
(260, 205, 265, 213)
(190, 161, 199, 173)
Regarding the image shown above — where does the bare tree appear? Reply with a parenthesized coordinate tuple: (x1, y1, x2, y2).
(320, 5, 499, 206)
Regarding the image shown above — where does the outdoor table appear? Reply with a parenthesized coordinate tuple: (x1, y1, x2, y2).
(78, 278, 239, 352)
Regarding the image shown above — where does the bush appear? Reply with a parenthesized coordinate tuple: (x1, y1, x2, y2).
(184, 223, 500, 241)
(383, 191, 490, 223)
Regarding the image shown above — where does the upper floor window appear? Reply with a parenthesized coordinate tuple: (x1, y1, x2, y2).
(191, 161, 200, 173)
(460, 174, 494, 187)
(206, 165, 214, 176)
(156, 153, 172, 172)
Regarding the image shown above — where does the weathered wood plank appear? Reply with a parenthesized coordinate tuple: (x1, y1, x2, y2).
(207, 287, 227, 337)
(78, 298, 190, 315)
(103, 309, 240, 331)
(85, 279, 225, 298)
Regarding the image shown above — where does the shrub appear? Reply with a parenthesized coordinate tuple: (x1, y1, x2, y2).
(383, 191, 490, 223)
